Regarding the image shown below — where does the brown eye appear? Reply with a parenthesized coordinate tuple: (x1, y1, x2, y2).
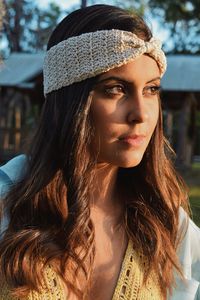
(143, 85, 161, 96)
(105, 85, 125, 95)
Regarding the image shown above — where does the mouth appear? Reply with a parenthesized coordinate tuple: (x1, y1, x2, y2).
(118, 134, 146, 147)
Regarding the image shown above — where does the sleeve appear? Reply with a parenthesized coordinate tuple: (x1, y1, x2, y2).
(195, 287, 200, 300)
(169, 208, 200, 300)
(0, 170, 12, 235)
(0, 154, 28, 235)
(0, 154, 27, 185)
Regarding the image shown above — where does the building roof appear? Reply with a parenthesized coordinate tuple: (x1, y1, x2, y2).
(0, 52, 44, 88)
(162, 55, 200, 92)
(1, 53, 200, 92)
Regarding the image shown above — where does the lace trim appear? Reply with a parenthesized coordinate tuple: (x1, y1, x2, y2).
(112, 240, 163, 300)
(0, 241, 162, 300)
(28, 265, 65, 300)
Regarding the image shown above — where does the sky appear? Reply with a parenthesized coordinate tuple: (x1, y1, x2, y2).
(36, 0, 80, 9)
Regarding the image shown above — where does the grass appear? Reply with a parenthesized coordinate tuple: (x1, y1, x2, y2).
(181, 162, 200, 227)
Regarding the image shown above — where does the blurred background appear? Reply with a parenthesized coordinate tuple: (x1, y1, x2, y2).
(0, 0, 199, 225)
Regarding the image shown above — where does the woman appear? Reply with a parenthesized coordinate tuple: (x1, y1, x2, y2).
(0, 4, 199, 300)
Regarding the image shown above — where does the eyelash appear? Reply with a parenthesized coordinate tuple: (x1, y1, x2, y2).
(143, 86, 161, 96)
(104, 85, 125, 96)
(104, 85, 161, 97)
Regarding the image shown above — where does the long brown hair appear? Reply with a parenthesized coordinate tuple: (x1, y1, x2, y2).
(0, 4, 189, 299)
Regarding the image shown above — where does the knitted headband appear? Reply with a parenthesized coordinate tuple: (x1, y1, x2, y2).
(43, 29, 167, 95)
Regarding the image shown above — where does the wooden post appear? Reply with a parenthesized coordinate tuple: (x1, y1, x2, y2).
(165, 110, 173, 143)
(176, 93, 197, 169)
(81, 0, 87, 8)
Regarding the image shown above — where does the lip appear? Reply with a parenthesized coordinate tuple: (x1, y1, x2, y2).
(119, 134, 146, 147)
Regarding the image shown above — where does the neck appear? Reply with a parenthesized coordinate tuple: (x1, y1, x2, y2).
(90, 163, 124, 227)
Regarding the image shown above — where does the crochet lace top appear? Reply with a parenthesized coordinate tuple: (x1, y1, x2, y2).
(0, 240, 163, 300)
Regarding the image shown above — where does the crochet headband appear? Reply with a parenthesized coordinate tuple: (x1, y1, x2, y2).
(43, 29, 167, 95)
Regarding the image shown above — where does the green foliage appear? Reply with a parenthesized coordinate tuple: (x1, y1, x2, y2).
(196, 111, 200, 127)
(112, 0, 147, 16)
(88, 0, 147, 16)
(0, 0, 5, 63)
(149, 0, 200, 54)
(0, 0, 5, 32)
(182, 162, 200, 226)
(2, 0, 62, 54)
(194, 112, 200, 156)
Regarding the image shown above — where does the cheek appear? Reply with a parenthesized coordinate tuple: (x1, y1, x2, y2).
(148, 101, 159, 133)
(90, 103, 118, 137)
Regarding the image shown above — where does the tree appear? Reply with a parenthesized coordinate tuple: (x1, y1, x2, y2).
(0, 0, 5, 32)
(81, 0, 87, 8)
(30, 2, 62, 51)
(149, 0, 200, 54)
(1, 0, 62, 54)
(113, 0, 147, 16)
(0, 0, 5, 61)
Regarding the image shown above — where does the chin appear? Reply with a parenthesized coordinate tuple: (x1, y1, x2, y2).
(111, 154, 144, 168)
(97, 150, 145, 168)
(118, 160, 142, 168)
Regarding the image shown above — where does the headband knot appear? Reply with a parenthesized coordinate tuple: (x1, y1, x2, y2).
(144, 38, 154, 53)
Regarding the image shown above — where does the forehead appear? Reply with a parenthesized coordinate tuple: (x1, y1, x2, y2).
(98, 54, 161, 83)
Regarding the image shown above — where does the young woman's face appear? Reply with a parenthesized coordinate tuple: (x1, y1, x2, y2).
(90, 55, 160, 168)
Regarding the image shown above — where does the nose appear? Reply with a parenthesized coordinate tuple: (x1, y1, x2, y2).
(126, 91, 149, 124)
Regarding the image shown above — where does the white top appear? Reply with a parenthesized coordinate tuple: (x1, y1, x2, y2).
(0, 155, 199, 299)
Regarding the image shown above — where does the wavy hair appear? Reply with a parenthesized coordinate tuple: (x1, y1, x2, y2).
(0, 4, 189, 299)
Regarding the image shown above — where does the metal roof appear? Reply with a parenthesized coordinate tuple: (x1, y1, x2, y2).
(1, 53, 200, 92)
(161, 55, 200, 92)
(0, 52, 44, 87)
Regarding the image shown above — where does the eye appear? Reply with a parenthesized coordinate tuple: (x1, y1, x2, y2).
(143, 85, 161, 96)
(104, 85, 125, 96)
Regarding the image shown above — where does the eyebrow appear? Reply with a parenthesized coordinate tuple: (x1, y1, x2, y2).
(96, 76, 161, 85)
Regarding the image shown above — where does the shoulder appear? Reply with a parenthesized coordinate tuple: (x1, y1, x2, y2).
(178, 207, 200, 268)
(0, 154, 28, 198)
(0, 154, 28, 234)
